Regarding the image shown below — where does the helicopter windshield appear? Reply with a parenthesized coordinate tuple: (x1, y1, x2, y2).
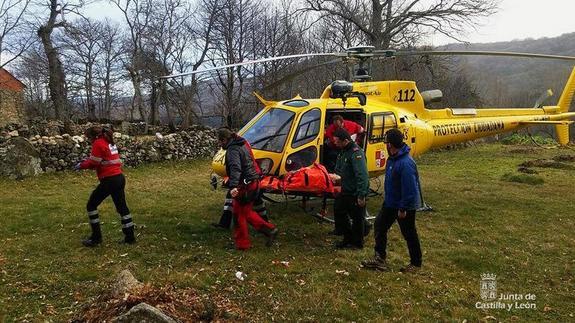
(243, 108, 295, 153)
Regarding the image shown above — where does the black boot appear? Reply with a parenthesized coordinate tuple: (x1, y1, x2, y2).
(363, 219, 371, 237)
(211, 222, 229, 229)
(259, 227, 278, 247)
(120, 226, 136, 244)
(82, 223, 102, 247)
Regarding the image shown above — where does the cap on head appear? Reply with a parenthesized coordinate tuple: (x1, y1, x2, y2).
(384, 128, 405, 148)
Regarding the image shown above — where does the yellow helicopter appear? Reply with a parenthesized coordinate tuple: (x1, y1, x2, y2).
(161, 46, 575, 193)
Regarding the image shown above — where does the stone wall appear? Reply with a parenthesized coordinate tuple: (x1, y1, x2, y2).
(0, 126, 218, 176)
(0, 88, 24, 127)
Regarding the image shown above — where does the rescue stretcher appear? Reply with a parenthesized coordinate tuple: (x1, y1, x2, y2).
(258, 163, 339, 222)
(213, 163, 412, 223)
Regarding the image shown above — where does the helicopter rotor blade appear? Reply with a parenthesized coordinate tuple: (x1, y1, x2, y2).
(262, 58, 342, 92)
(391, 50, 575, 61)
(159, 47, 575, 80)
(159, 52, 342, 79)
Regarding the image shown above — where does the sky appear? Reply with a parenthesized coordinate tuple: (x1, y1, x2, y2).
(430, 0, 575, 45)
(84, 0, 575, 46)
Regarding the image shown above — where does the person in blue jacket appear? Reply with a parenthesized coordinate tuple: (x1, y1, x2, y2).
(361, 128, 422, 272)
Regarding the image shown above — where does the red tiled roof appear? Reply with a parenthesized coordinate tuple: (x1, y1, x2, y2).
(0, 68, 24, 92)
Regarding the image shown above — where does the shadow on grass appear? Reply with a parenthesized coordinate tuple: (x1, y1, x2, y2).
(501, 173, 544, 185)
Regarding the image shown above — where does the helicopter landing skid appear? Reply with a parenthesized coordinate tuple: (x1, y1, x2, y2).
(261, 192, 376, 223)
(262, 192, 337, 223)
(301, 196, 334, 223)
(300, 196, 376, 223)
(311, 208, 334, 223)
(417, 203, 434, 212)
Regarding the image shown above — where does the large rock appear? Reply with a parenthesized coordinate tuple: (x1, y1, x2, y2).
(0, 137, 42, 179)
(113, 303, 176, 323)
(111, 269, 144, 298)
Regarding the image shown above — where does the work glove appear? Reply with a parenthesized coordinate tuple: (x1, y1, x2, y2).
(210, 175, 218, 190)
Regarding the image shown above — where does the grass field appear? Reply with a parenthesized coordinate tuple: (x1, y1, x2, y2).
(0, 143, 574, 321)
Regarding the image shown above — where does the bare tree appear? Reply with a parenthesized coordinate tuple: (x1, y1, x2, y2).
(37, 0, 80, 121)
(210, 0, 263, 128)
(14, 45, 50, 118)
(94, 19, 124, 120)
(253, 0, 336, 100)
(62, 16, 103, 121)
(0, 0, 34, 68)
(303, 0, 498, 49)
(163, 0, 220, 129)
(144, 0, 192, 126)
(112, 0, 152, 121)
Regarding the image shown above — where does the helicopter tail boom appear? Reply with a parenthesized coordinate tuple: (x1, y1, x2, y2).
(557, 67, 575, 114)
(553, 67, 575, 145)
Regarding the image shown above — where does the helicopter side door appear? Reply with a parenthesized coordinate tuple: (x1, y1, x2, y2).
(279, 107, 324, 174)
(365, 112, 398, 176)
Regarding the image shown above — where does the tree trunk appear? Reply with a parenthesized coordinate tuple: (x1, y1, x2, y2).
(127, 65, 145, 121)
(38, 25, 68, 121)
(149, 81, 159, 125)
(134, 81, 145, 121)
(86, 65, 96, 121)
(104, 77, 112, 120)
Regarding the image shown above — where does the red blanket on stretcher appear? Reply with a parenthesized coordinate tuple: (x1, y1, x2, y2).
(260, 163, 338, 195)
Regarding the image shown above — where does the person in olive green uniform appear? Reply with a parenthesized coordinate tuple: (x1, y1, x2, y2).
(329, 129, 370, 249)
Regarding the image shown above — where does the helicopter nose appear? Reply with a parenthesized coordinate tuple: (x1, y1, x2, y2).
(211, 149, 227, 177)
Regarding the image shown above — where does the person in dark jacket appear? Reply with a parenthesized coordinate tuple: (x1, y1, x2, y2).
(361, 128, 422, 272)
(217, 128, 278, 250)
(329, 129, 369, 249)
(75, 125, 135, 247)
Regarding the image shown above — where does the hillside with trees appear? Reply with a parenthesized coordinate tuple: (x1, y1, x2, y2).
(440, 32, 575, 108)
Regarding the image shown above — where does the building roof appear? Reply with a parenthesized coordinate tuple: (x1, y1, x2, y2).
(0, 67, 25, 92)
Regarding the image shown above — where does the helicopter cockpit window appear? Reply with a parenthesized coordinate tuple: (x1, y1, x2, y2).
(283, 99, 310, 107)
(292, 108, 321, 148)
(370, 113, 397, 143)
(243, 108, 295, 153)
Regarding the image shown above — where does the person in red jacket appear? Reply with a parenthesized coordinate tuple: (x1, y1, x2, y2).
(324, 115, 365, 172)
(325, 115, 365, 145)
(75, 125, 135, 247)
(217, 128, 278, 250)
